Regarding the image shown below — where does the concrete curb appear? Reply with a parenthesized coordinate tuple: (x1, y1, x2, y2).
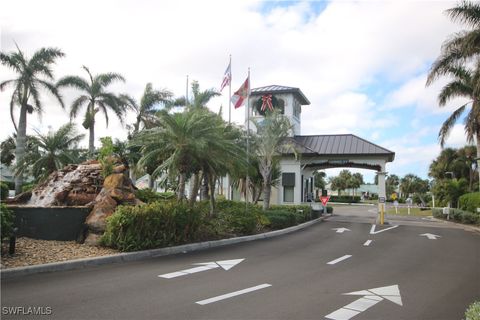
(1, 215, 328, 279)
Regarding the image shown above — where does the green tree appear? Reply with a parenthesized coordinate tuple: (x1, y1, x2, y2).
(427, 1, 480, 188)
(330, 170, 352, 196)
(254, 111, 294, 211)
(350, 172, 364, 197)
(386, 174, 400, 196)
(314, 170, 327, 190)
(400, 174, 430, 204)
(1, 46, 65, 193)
(15, 123, 84, 181)
(133, 108, 243, 207)
(57, 66, 128, 155)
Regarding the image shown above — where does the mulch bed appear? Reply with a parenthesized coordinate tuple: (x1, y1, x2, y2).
(1, 237, 119, 269)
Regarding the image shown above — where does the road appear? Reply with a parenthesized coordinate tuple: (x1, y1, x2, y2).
(2, 205, 479, 320)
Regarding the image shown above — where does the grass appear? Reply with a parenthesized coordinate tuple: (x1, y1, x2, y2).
(386, 207, 432, 217)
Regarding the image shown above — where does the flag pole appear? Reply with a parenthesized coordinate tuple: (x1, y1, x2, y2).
(245, 67, 251, 206)
(227, 55, 232, 200)
(228, 54, 232, 124)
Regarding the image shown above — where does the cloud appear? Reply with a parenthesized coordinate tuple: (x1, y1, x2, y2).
(0, 0, 465, 179)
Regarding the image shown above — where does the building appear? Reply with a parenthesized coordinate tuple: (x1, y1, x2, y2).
(246, 85, 395, 205)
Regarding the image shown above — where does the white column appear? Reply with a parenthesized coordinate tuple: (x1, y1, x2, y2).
(377, 164, 387, 224)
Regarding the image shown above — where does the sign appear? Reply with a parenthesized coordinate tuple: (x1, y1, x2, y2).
(393, 200, 399, 207)
(325, 285, 403, 320)
(379, 197, 386, 203)
(391, 192, 397, 200)
(320, 195, 330, 206)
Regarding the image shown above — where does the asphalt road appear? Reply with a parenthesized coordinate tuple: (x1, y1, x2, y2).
(2, 206, 479, 320)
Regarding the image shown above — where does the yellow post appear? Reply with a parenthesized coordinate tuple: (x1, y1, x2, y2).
(380, 204, 385, 225)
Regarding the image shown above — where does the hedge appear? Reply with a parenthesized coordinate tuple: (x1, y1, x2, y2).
(328, 195, 361, 203)
(101, 201, 203, 251)
(465, 301, 480, 320)
(134, 189, 176, 203)
(432, 208, 480, 225)
(459, 192, 480, 214)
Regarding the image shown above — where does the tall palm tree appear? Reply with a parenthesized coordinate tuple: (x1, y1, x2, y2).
(124, 83, 173, 133)
(16, 123, 85, 181)
(0, 46, 65, 194)
(56, 66, 127, 155)
(427, 61, 480, 185)
(253, 111, 294, 211)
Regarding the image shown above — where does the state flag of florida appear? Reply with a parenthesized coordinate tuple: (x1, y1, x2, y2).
(231, 77, 249, 109)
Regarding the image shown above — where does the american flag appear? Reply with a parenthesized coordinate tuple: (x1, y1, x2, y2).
(220, 62, 231, 92)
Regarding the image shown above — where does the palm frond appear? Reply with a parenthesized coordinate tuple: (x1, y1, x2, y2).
(439, 104, 468, 146)
(446, 1, 480, 29)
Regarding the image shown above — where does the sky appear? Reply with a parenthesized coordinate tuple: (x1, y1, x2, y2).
(0, 0, 474, 183)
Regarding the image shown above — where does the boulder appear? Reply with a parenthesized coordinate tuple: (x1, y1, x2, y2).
(85, 193, 117, 233)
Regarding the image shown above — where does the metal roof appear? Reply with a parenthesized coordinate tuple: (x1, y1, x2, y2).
(250, 85, 310, 105)
(288, 134, 395, 162)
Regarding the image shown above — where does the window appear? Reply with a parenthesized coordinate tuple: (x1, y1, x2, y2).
(284, 186, 294, 202)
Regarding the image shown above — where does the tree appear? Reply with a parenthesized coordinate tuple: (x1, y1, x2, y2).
(254, 111, 294, 211)
(15, 123, 85, 181)
(1, 46, 65, 193)
(386, 174, 400, 196)
(350, 172, 364, 197)
(400, 174, 430, 205)
(133, 108, 243, 208)
(330, 170, 352, 196)
(314, 170, 327, 190)
(427, 1, 480, 188)
(57, 66, 128, 155)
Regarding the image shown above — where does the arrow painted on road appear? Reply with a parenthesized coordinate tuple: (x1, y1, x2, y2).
(158, 259, 244, 279)
(332, 228, 351, 233)
(325, 284, 402, 320)
(370, 224, 398, 235)
(420, 233, 441, 240)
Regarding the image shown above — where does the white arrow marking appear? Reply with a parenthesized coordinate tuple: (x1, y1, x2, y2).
(325, 285, 402, 320)
(332, 228, 351, 233)
(196, 284, 272, 305)
(158, 259, 244, 278)
(327, 255, 352, 265)
(370, 224, 399, 235)
(420, 233, 441, 240)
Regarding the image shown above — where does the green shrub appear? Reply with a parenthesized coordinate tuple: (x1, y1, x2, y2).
(22, 182, 36, 193)
(214, 200, 266, 235)
(268, 205, 313, 223)
(135, 188, 175, 203)
(459, 192, 480, 214)
(264, 210, 297, 229)
(432, 208, 479, 225)
(465, 301, 480, 320)
(0, 203, 15, 240)
(0, 182, 9, 200)
(326, 206, 333, 214)
(329, 195, 361, 203)
(101, 201, 203, 251)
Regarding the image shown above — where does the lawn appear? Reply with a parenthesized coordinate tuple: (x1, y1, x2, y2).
(386, 207, 432, 217)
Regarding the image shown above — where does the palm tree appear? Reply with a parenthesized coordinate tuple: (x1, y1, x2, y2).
(427, 61, 480, 185)
(56, 66, 128, 155)
(124, 83, 173, 133)
(253, 111, 294, 211)
(16, 123, 85, 181)
(0, 46, 65, 194)
(133, 108, 243, 210)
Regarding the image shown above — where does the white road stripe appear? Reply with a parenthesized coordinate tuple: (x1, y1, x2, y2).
(363, 240, 372, 246)
(327, 255, 352, 265)
(195, 284, 272, 305)
(370, 224, 398, 234)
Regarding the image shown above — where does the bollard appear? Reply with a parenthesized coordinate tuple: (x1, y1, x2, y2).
(8, 227, 18, 255)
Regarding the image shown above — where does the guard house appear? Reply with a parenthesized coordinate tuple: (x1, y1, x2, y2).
(247, 85, 395, 205)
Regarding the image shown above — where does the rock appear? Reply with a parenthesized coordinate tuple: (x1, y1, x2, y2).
(85, 194, 117, 233)
(83, 233, 103, 246)
(103, 174, 125, 190)
(113, 164, 126, 173)
(66, 193, 97, 206)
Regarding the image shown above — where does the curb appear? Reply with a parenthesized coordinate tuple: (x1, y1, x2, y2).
(1, 215, 328, 279)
